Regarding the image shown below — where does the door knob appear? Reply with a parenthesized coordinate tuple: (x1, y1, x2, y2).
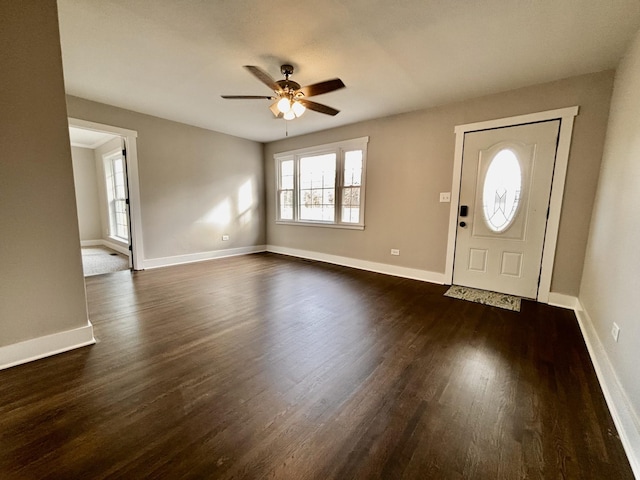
(459, 221, 467, 227)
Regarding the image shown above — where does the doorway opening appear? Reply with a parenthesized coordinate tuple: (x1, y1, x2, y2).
(68, 118, 144, 274)
(445, 107, 579, 304)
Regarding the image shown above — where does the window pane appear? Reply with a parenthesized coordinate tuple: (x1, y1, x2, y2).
(279, 190, 293, 220)
(342, 187, 360, 207)
(281, 160, 294, 190)
(281, 159, 293, 176)
(105, 155, 129, 241)
(300, 154, 336, 187)
(299, 189, 334, 221)
(322, 189, 334, 205)
(299, 153, 336, 222)
(117, 224, 128, 239)
(342, 207, 360, 223)
(344, 150, 363, 187)
(482, 149, 522, 232)
(341, 187, 360, 223)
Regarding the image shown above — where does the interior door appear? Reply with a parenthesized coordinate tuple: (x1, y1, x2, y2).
(452, 120, 560, 298)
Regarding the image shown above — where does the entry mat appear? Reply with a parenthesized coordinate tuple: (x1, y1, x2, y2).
(444, 285, 521, 312)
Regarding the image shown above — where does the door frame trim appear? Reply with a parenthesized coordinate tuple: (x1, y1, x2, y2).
(68, 117, 145, 271)
(444, 106, 579, 303)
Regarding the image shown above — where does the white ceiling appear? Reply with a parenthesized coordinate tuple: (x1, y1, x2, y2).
(68, 126, 118, 149)
(57, 0, 640, 143)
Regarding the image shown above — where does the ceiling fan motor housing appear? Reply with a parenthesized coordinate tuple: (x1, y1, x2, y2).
(276, 79, 301, 95)
(277, 65, 300, 96)
(280, 64, 295, 77)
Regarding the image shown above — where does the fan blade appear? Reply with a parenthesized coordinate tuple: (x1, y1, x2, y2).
(297, 98, 340, 116)
(221, 95, 274, 99)
(244, 65, 280, 92)
(269, 101, 283, 118)
(297, 78, 345, 98)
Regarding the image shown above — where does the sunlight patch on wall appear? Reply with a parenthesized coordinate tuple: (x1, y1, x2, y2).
(238, 179, 253, 226)
(238, 179, 253, 214)
(199, 198, 231, 227)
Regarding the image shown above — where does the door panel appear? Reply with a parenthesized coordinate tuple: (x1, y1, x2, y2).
(453, 121, 560, 298)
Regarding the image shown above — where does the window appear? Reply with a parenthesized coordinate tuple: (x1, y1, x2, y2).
(482, 149, 522, 232)
(104, 151, 129, 241)
(275, 137, 368, 228)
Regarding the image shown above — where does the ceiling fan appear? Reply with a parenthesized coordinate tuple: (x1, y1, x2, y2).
(221, 64, 345, 120)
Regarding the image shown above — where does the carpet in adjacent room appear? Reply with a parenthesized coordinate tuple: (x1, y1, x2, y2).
(81, 246, 129, 276)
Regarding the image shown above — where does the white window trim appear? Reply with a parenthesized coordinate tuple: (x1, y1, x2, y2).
(275, 137, 369, 229)
(103, 149, 129, 243)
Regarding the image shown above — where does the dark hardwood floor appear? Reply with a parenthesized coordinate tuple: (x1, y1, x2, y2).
(0, 253, 633, 479)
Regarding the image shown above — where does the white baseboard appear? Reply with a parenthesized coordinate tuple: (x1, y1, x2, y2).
(572, 298, 640, 478)
(81, 238, 130, 256)
(547, 292, 579, 310)
(265, 245, 446, 284)
(143, 245, 267, 269)
(0, 322, 95, 370)
(80, 239, 103, 247)
(102, 238, 130, 256)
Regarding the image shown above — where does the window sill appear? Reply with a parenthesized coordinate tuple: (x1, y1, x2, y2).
(276, 220, 364, 231)
(108, 236, 129, 246)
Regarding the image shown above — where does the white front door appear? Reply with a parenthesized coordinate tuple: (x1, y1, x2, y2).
(452, 120, 560, 298)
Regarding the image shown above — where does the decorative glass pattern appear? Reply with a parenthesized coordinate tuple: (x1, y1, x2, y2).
(482, 149, 522, 232)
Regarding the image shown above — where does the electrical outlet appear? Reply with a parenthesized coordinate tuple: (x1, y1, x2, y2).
(440, 192, 451, 203)
(611, 322, 620, 342)
(391, 249, 400, 256)
(222, 235, 230, 241)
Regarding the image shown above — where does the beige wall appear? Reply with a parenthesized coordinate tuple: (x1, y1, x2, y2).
(66, 96, 265, 261)
(265, 70, 615, 296)
(0, 0, 88, 347)
(580, 30, 640, 428)
(71, 146, 102, 241)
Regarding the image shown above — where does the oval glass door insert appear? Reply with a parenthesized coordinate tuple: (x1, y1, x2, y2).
(482, 149, 522, 232)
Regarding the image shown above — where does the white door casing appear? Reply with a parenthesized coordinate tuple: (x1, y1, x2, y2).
(453, 121, 560, 298)
(444, 107, 578, 303)
(68, 117, 145, 271)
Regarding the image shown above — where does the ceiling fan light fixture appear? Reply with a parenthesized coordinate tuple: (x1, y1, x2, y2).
(277, 97, 292, 114)
(222, 65, 345, 120)
(292, 101, 306, 117)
